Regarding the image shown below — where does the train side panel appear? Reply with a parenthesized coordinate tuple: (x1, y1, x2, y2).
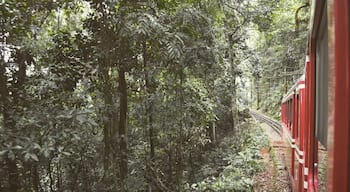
(327, 0, 350, 191)
(281, 0, 350, 191)
(281, 79, 306, 192)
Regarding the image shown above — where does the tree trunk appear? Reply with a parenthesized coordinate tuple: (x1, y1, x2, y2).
(231, 71, 238, 135)
(143, 41, 156, 192)
(98, 58, 119, 180)
(32, 163, 40, 192)
(228, 40, 238, 135)
(101, 66, 111, 175)
(1, 57, 19, 192)
(256, 79, 260, 109)
(7, 158, 19, 192)
(103, 116, 111, 174)
(176, 66, 185, 190)
(117, 2, 129, 188)
(143, 42, 155, 160)
(118, 67, 128, 191)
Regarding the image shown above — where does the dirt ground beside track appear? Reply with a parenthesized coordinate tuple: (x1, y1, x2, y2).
(253, 123, 292, 192)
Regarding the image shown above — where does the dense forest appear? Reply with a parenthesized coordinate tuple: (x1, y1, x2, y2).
(0, 0, 308, 191)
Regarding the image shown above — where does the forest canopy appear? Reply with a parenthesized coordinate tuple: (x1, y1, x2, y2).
(0, 0, 308, 191)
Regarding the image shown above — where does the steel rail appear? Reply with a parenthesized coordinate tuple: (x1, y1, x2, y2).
(249, 110, 282, 135)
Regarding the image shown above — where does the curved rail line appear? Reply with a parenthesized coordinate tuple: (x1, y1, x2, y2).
(250, 110, 282, 135)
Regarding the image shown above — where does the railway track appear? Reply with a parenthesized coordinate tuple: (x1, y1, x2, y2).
(250, 110, 282, 135)
(250, 110, 290, 191)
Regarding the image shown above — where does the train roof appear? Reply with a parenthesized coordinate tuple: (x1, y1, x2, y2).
(281, 74, 305, 103)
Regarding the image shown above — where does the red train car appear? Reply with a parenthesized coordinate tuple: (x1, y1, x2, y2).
(281, 0, 350, 191)
(281, 75, 306, 192)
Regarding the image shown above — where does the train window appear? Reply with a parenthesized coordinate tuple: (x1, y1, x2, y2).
(286, 100, 290, 130)
(290, 99, 293, 131)
(288, 99, 292, 131)
(297, 94, 300, 139)
(290, 99, 293, 130)
(287, 100, 290, 121)
(315, 4, 328, 148)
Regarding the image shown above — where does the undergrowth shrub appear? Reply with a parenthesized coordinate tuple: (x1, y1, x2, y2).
(187, 120, 268, 191)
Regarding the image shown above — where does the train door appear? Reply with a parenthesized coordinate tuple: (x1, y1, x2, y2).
(297, 82, 306, 192)
(308, 1, 328, 191)
(285, 97, 294, 178)
(291, 95, 296, 181)
(293, 82, 306, 192)
(294, 93, 300, 191)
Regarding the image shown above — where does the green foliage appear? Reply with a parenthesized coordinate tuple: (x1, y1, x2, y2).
(0, 0, 301, 191)
(188, 121, 268, 191)
(248, 0, 309, 115)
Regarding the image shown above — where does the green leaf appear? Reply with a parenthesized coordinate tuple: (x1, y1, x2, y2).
(24, 153, 30, 161)
(13, 145, 23, 150)
(58, 146, 64, 152)
(76, 114, 86, 123)
(0, 150, 8, 156)
(30, 154, 39, 161)
(62, 151, 71, 156)
(33, 143, 41, 150)
(43, 150, 50, 158)
(8, 150, 15, 160)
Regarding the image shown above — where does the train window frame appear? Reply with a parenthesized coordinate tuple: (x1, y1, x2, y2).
(315, 3, 328, 148)
(297, 93, 300, 140)
(287, 100, 289, 126)
(288, 99, 292, 131)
